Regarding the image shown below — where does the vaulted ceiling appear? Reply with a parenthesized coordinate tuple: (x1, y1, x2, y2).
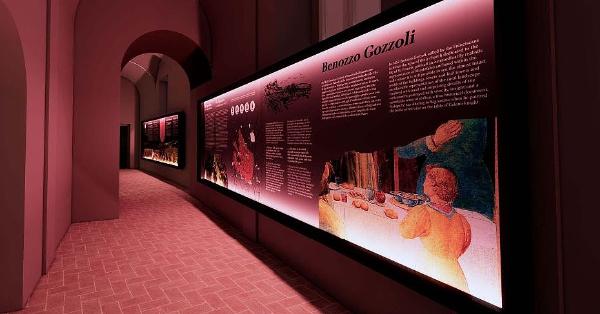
(121, 53, 163, 85)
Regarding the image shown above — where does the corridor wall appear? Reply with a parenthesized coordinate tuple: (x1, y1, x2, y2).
(0, 2, 28, 311)
(45, 0, 78, 273)
(1, 0, 47, 308)
(0, 1, 79, 309)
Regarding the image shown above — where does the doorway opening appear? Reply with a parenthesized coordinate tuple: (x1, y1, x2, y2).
(119, 124, 131, 169)
(120, 53, 194, 188)
(117, 30, 211, 192)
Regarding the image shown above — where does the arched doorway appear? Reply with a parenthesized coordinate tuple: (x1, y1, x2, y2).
(118, 30, 211, 193)
(121, 30, 211, 89)
(120, 50, 205, 188)
(72, 0, 212, 222)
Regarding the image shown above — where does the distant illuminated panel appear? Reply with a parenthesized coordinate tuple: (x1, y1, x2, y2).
(142, 113, 184, 168)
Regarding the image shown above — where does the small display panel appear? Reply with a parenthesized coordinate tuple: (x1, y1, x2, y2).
(142, 113, 185, 168)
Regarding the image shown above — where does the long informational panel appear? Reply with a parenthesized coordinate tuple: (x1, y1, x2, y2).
(142, 112, 185, 168)
(200, 0, 501, 307)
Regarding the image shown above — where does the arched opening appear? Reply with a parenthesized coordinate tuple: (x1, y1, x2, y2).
(121, 30, 211, 89)
(120, 52, 197, 188)
(0, 2, 27, 311)
(118, 30, 211, 191)
(72, 0, 212, 223)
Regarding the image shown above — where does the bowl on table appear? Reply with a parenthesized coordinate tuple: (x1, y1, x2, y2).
(390, 191, 428, 207)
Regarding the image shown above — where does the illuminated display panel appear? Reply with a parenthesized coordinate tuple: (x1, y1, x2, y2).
(200, 0, 501, 307)
(142, 113, 185, 168)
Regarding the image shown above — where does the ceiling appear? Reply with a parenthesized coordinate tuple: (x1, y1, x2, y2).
(121, 53, 163, 84)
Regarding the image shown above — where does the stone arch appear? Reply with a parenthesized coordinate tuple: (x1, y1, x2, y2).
(121, 30, 211, 88)
(72, 0, 211, 222)
(120, 52, 194, 188)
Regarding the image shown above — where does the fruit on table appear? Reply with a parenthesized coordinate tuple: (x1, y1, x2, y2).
(375, 191, 386, 203)
(384, 208, 398, 219)
(352, 199, 369, 211)
(360, 201, 369, 211)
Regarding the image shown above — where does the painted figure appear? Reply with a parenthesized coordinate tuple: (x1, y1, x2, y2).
(399, 165, 471, 292)
(396, 119, 494, 219)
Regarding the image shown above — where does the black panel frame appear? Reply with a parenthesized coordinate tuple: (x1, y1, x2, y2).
(196, 0, 532, 312)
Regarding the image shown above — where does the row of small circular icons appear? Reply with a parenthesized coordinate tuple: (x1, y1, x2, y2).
(231, 101, 256, 116)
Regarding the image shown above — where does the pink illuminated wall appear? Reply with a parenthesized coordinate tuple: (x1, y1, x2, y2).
(3, 0, 47, 306)
(45, 0, 78, 272)
(1, 1, 77, 310)
(553, 1, 600, 312)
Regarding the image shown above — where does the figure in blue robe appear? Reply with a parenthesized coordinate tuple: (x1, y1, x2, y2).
(396, 119, 494, 219)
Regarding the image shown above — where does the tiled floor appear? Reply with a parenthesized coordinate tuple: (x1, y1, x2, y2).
(19, 170, 349, 314)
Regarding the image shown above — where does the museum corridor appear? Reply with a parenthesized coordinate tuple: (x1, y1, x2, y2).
(1, 0, 596, 312)
(19, 170, 348, 314)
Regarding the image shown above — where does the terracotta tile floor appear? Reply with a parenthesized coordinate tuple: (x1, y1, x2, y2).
(19, 170, 349, 314)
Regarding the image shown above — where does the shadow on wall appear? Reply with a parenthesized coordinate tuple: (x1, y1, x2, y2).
(0, 1, 28, 312)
